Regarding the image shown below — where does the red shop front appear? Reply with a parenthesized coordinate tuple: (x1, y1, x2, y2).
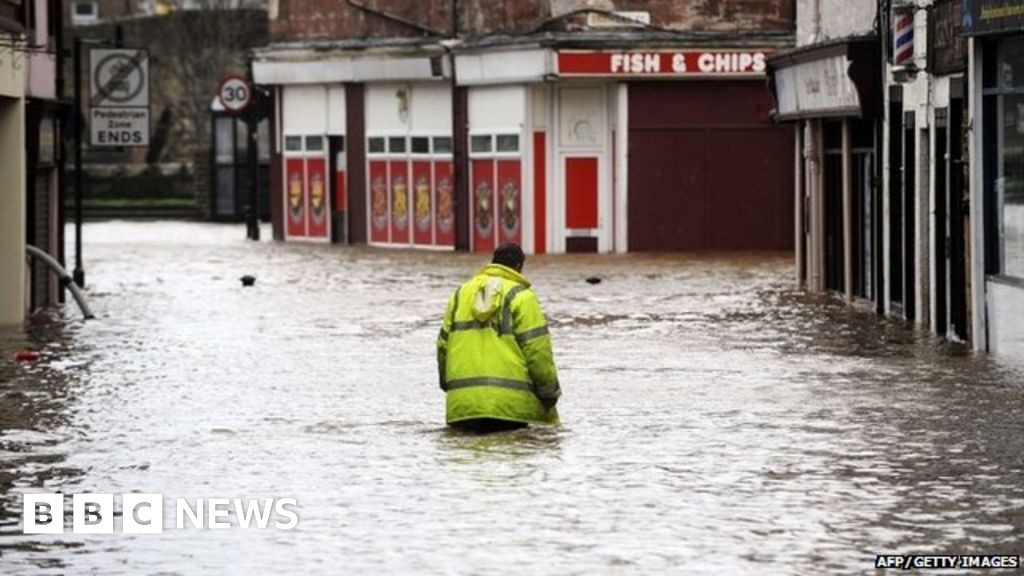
(283, 135, 331, 242)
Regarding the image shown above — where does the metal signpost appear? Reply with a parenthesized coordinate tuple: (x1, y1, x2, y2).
(218, 75, 261, 241)
(71, 34, 149, 288)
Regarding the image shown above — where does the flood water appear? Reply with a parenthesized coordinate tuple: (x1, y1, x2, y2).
(1, 221, 1023, 574)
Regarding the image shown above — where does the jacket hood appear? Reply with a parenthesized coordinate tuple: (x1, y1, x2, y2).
(469, 264, 530, 321)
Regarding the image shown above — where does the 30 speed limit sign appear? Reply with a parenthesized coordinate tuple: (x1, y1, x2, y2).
(218, 76, 251, 113)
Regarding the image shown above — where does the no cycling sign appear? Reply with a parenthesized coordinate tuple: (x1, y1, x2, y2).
(89, 48, 150, 147)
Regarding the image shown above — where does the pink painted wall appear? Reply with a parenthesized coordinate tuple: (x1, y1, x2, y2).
(26, 0, 56, 100)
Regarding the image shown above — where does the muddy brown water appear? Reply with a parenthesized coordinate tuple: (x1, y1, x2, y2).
(1, 221, 1022, 574)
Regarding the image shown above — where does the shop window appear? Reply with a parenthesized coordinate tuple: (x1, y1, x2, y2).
(411, 137, 430, 154)
(388, 137, 406, 154)
(470, 135, 492, 154)
(983, 37, 1024, 279)
(994, 38, 1024, 278)
(433, 136, 452, 154)
(368, 137, 385, 154)
(496, 134, 520, 153)
(284, 136, 302, 153)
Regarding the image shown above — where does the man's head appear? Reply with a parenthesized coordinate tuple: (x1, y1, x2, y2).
(492, 243, 525, 272)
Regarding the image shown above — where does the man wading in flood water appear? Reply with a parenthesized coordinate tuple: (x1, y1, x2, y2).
(437, 243, 561, 432)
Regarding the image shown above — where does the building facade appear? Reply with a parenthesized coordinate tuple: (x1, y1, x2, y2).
(25, 0, 64, 313)
(769, 0, 973, 343)
(0, 0, 64, 327)
(880, 0, 971, 344)
(1, 1, 27, 326)
(963, 0, 1024, 358)
(770, 0, 1024, 364)
(253, 1, 796, 253)
(768, 0, 882, 306)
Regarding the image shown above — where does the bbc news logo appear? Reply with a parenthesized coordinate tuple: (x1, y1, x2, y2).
(23, 494, 299, 534)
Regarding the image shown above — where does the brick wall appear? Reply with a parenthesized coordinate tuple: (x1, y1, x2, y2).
(269, 0, 794, 41)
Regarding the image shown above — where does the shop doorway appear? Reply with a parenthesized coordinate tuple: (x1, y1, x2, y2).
(823, 120, 844, 293)
(935, 98, 969, 342)
(554, 85, 612, 253)
(212, 113, 270, 222)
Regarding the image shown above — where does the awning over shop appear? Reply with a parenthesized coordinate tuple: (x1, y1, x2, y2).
(252, 40, 450, 85)
(961, 0, 1024, 36)
(455, 49, 551, 85)
(767, 37, 879, 121)
(253, 56, 448, 85)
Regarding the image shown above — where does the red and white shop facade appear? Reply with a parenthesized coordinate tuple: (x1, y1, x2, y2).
(253, 42, 794, 253)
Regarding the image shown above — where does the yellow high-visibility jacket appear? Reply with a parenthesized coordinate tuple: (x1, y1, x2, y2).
(437, 263, 561, 425)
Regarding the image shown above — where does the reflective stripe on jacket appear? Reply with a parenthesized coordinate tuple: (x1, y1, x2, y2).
(437, 263, 560, 425)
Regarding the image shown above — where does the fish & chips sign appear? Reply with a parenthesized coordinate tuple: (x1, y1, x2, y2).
(557, 50, 772, 77)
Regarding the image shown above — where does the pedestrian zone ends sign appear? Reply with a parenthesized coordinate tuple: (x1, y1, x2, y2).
(89, 48, 150, 147)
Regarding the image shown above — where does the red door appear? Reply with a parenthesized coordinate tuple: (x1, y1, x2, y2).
(368, 160, 388, 243)
(286, 158, 306, 238)
(434, 161, 455, 247)
(389, 160, 410, 244)
(306, 157, 329, 239)
(497, 160, 522, 245)
(471, 159, 495, 253)
(565, 157, 599, 229)
(412, 160, 433, 246)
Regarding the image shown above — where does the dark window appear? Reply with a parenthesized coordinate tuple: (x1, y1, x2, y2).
(368, 137, 385, 154)
(470, 135, 491, 153)
(496, 134, 520, 153)
(411, 136, 430, 154)
(74, 2, 96, 16)
(305, 136, 324, 152)
(902, 112, 917, 321)
(889, 101, 904, 308)
(388, 136, 406, 153)
(433, 136, 452, 154)
(993, 37, 1024, 278)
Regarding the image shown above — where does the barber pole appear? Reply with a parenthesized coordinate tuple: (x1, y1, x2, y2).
(893, 13, 915, 66)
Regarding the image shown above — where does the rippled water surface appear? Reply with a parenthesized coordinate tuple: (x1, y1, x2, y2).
(1, 221, 1023, 574)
